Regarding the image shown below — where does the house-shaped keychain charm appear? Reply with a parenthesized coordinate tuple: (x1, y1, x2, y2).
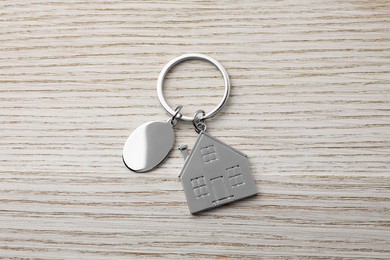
(179, 132, 258, 214)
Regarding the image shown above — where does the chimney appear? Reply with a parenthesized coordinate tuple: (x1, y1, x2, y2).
(178, 145, 189, 161)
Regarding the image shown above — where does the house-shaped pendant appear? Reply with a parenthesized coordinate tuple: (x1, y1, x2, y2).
(179, 132, 258, 214)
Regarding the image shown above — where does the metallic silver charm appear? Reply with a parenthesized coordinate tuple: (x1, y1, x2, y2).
(123, 121, 174, 172)
(178, 131, 257, 214)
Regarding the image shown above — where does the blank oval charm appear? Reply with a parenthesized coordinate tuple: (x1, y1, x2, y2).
(123, 121, 174, 172)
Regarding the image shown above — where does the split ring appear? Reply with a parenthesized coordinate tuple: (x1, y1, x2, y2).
(157, 53, 231, 122)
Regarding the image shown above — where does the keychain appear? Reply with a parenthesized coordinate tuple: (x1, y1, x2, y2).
(123, 54, 257, 214)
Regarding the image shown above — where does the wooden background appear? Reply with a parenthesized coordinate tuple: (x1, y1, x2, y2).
(1, 0, 389, 259)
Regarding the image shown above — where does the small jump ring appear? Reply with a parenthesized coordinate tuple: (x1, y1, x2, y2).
(157, 53, 231, 122)
(172, 105, 183, 121)
(168, 105, 183, 127)
(192, 110, 207, 133)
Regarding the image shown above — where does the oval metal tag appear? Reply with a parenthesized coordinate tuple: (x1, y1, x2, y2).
(123, 121, 174, 172)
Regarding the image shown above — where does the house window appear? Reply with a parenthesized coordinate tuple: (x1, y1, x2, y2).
(191, 176, 209, 198)
(227, 165, 245, 187)
(200, 145, 218, 163)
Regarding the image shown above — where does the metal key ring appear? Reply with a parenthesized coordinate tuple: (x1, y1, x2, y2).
(157, 53, 231, 122)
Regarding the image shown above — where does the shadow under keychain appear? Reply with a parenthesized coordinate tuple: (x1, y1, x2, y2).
(123, 54, 257, 214)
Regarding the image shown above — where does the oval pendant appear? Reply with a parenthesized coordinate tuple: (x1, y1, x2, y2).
(123, 121, 174, 173)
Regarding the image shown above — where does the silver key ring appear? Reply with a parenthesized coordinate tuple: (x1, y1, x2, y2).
(157, 53, 231, 122)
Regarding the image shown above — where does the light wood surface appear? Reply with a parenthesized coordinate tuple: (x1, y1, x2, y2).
(1, 0, 389, 259)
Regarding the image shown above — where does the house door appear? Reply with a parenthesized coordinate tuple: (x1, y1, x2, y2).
(210, 176, 233, 205)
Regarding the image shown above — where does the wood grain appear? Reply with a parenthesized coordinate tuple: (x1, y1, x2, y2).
(0, 0, 389, 258)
